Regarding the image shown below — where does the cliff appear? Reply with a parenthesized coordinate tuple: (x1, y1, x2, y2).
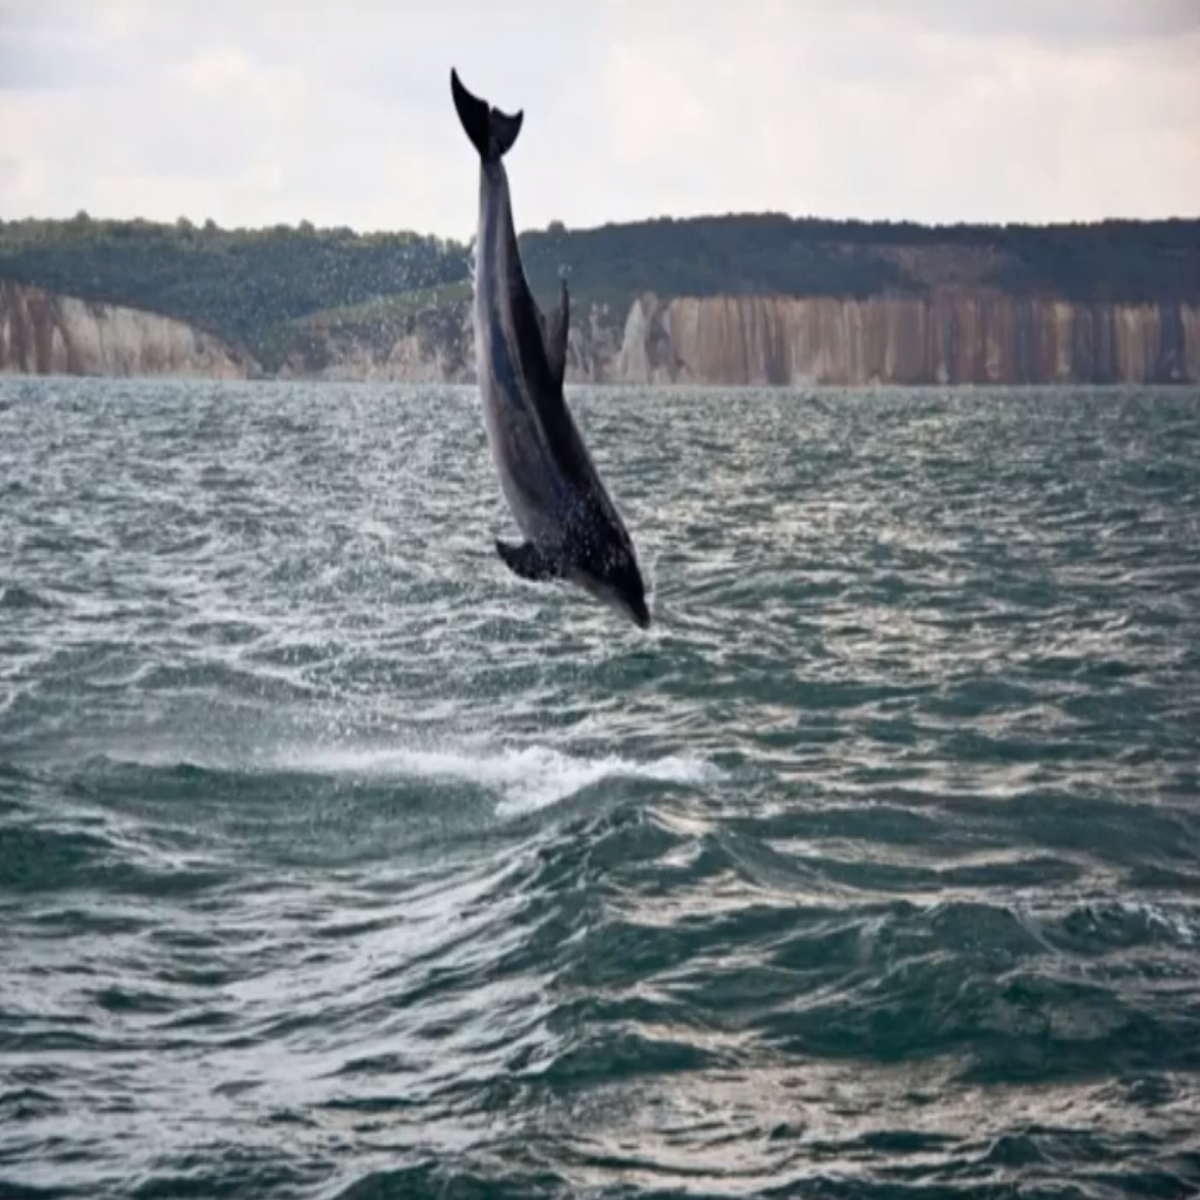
(0, 281, 252, 379)
(4, 212, 1197, 385)
(282, 288, 1198, 387)
(2, 279, 1197, 387)
(613, 291, 1200, 387)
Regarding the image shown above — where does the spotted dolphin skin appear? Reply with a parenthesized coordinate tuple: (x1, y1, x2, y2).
(450, 68, 651, 631)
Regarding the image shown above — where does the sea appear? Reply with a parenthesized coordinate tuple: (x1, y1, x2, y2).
(1, 377, 1198, 1200)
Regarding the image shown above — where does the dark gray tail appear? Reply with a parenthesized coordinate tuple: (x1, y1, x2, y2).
(451, 69, 523, 162)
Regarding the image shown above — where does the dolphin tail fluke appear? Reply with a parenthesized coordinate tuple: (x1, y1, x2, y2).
(496, 539, 561, 583)
(451, 69, 523, 162)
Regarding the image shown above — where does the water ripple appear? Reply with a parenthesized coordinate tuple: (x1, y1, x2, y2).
(1, 378, 1199, 1199)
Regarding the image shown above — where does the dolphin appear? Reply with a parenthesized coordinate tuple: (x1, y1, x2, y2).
(449, 68, 652, 631)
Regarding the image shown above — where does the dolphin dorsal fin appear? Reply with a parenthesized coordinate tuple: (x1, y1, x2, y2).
(541, 267, 570, 388)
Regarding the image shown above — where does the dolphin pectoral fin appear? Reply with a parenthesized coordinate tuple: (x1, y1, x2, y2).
(495, 539, 562, 583)
(451, 69, 523, 162)
(542, 270, 571, 388)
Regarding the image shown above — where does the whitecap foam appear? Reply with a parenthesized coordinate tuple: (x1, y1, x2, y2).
(1123, 900, 1199, 945)
(281, 741, 725, 817)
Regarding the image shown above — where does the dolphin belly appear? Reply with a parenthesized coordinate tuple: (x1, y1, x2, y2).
(480, 378, 561, 546)
(473, 281, 567, 549)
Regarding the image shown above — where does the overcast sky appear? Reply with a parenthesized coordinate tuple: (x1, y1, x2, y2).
(1, 0, 1197, 239)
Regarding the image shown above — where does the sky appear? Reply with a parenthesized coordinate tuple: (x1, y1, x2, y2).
(0, 0, 1197, 239)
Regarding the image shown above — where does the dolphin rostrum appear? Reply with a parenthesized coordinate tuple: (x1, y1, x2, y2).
(450, 68, 651, 631)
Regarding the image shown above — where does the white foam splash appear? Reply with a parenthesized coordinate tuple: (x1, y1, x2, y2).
(1124, 900, 1199, 945)
(283, 741, 724, 818)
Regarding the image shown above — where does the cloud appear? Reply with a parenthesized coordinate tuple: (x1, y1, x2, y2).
(0, 0, 1196, 236)
(848, 0, 1200, 46)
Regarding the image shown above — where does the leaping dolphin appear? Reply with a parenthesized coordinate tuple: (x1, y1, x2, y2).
(450, 68, 651, 631)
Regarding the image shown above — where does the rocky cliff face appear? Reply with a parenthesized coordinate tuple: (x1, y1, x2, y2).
(283, 289, 1198, 387)
(0, 282, 252, 379)
(614, 291, 1200, 387)
(3, 279, 1196, 387)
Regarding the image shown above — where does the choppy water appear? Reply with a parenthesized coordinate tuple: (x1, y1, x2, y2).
(2, 377, 1200, 1200)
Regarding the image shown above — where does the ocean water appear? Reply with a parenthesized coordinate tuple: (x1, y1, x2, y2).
(1, 376, 1199, 1200)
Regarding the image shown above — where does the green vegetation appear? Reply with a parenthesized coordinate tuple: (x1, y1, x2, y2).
(1, 209, 1196, 370)
(273, 281, 475, 373)
(515, 213, 1200, 311)
(0, 214, 469, 371)
(299, 280, 472, 328)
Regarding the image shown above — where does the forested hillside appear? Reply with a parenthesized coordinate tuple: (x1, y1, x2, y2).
(1, 211, 1196, 373)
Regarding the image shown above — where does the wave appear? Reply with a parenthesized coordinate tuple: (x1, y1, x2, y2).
(96, 736, 727, 819)
(239, 739, 725, 818)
